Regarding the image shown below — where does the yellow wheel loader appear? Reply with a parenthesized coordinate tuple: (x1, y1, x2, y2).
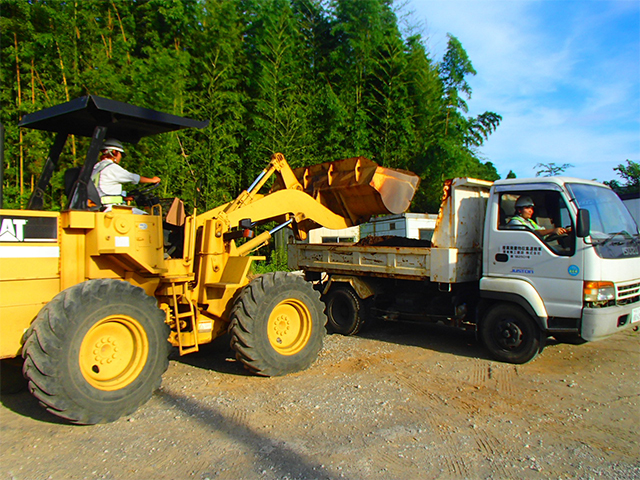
(0, 96, 419, 424)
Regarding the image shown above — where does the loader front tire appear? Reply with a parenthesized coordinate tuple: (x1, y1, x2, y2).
(230, 272, 326, 376)
(22, 279, 170, 424)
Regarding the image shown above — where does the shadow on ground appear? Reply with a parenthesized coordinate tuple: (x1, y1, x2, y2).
(357, 320, 489, 360)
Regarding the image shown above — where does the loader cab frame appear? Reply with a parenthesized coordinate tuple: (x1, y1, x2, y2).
(20, 95, 208, 212)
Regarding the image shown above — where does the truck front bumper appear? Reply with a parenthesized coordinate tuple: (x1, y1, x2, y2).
(581, 302, 640, 341)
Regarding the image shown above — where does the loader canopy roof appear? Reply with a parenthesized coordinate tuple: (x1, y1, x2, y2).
(19, 95, 208, 144)
(22, 95, 208, 211)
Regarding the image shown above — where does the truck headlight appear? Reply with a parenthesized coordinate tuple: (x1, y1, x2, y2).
(584, 281, 615, 302)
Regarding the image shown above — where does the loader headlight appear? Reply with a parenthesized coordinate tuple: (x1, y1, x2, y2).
(583, 281, 615, 302)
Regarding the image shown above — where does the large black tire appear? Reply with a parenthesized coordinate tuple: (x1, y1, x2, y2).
(480, 303, 545, 364)
(229, 272, 326, 376)
(324, 283, 368, 336)
(22, 279, 170, 424)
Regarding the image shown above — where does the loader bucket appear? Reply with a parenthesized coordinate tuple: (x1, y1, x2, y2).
(277, 157, 420, 225)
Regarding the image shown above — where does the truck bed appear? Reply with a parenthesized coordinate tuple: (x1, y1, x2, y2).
(289, 178, 492, 284)
(289, 242, 482, 283)
(289, 243, 432, 280)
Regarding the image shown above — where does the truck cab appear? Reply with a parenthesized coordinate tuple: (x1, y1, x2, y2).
(481, 176, 640, 357)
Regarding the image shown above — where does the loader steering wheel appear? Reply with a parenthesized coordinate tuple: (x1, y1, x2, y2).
(127, 182, 161, 207)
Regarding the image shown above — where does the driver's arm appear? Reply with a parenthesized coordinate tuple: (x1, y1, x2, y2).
(540, 226, 569, 236)
(139, 175, 161, 184)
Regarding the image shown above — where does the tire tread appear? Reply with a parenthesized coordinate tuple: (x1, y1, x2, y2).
(22, 279, 170, 424)
(230, 272, 325, 376)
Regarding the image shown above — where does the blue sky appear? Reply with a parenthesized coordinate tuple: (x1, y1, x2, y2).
(406, 0, 640, 183)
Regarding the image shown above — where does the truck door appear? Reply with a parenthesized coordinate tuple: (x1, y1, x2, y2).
(485, 185, 584, 320)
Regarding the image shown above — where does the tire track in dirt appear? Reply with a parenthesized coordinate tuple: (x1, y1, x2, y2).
(468, 358, 492, 386)
(393, 362, 524, 479)
(393, 370, 471, 478)
(473, 429, 516, 479)
(379, 450, 415, 472)
(492, 364, 519, 395)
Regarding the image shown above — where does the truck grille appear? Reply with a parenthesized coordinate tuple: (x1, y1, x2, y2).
(617, 281, 640, 304)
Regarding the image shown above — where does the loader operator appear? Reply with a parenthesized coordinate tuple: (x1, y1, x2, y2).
(92, 138, 161, 213)
(508, 196, 568, 237)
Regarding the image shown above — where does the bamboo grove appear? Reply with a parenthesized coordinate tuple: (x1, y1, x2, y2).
(1, 0, 502, 214)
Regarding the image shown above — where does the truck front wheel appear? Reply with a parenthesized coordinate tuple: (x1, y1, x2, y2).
(22, 279, 170, 424)
(230, 272, 326, 376)
(324, 284, 368, 336)
(480, 304, 544, 364)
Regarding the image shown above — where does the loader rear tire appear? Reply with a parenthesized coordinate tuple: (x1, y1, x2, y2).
(230, 272, 326, 376)
(22, 279, 170, 424)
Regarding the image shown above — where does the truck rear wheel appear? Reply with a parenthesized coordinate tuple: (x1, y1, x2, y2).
(230, 272, 326, 376)
(480, 304, 544, 364)
(22, 279, 170, 424)
(324, 284, 368, 336)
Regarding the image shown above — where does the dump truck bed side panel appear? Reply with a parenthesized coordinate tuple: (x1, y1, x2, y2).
(289, 243, 432, 281)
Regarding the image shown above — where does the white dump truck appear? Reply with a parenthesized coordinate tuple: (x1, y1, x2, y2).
(289, 176, 640, 363)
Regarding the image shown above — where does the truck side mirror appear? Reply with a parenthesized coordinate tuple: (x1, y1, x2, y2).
(576, 209, 590, 238)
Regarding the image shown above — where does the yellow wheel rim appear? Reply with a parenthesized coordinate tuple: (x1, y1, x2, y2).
(267, 299, 312, 356)
(79, 315, 149, 391)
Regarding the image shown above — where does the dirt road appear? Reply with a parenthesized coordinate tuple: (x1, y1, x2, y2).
(1, 323, 639, 480)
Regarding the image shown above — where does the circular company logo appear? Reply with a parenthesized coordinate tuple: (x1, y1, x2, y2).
(568, 265, 580, 276)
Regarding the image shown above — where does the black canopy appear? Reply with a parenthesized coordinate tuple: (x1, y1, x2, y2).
(19, 95, 208, 143)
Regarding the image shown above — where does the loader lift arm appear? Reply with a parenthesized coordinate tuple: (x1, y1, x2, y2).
(195, 152, 421, 255)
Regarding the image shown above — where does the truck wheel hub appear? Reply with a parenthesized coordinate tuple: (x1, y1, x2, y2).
(498, 322, 524, 349)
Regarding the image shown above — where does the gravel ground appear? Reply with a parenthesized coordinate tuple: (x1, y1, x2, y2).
(1, 322, 639, 480)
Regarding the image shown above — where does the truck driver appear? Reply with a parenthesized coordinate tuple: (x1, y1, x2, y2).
(508, 196, 569, 237)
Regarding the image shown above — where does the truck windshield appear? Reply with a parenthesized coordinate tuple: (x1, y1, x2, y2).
(567, 183, 640, 259)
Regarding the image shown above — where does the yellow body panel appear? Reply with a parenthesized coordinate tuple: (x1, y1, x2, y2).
(0, 207, 168, 358)
(1, 210, 61, 357)
(0, 282, 59, 357)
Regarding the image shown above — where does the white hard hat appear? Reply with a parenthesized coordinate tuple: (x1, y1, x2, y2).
(515, 196, 535, 208)
(102, 138, 124, 153)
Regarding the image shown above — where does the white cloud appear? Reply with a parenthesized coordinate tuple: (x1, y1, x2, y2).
(408, 0, 640, 183)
